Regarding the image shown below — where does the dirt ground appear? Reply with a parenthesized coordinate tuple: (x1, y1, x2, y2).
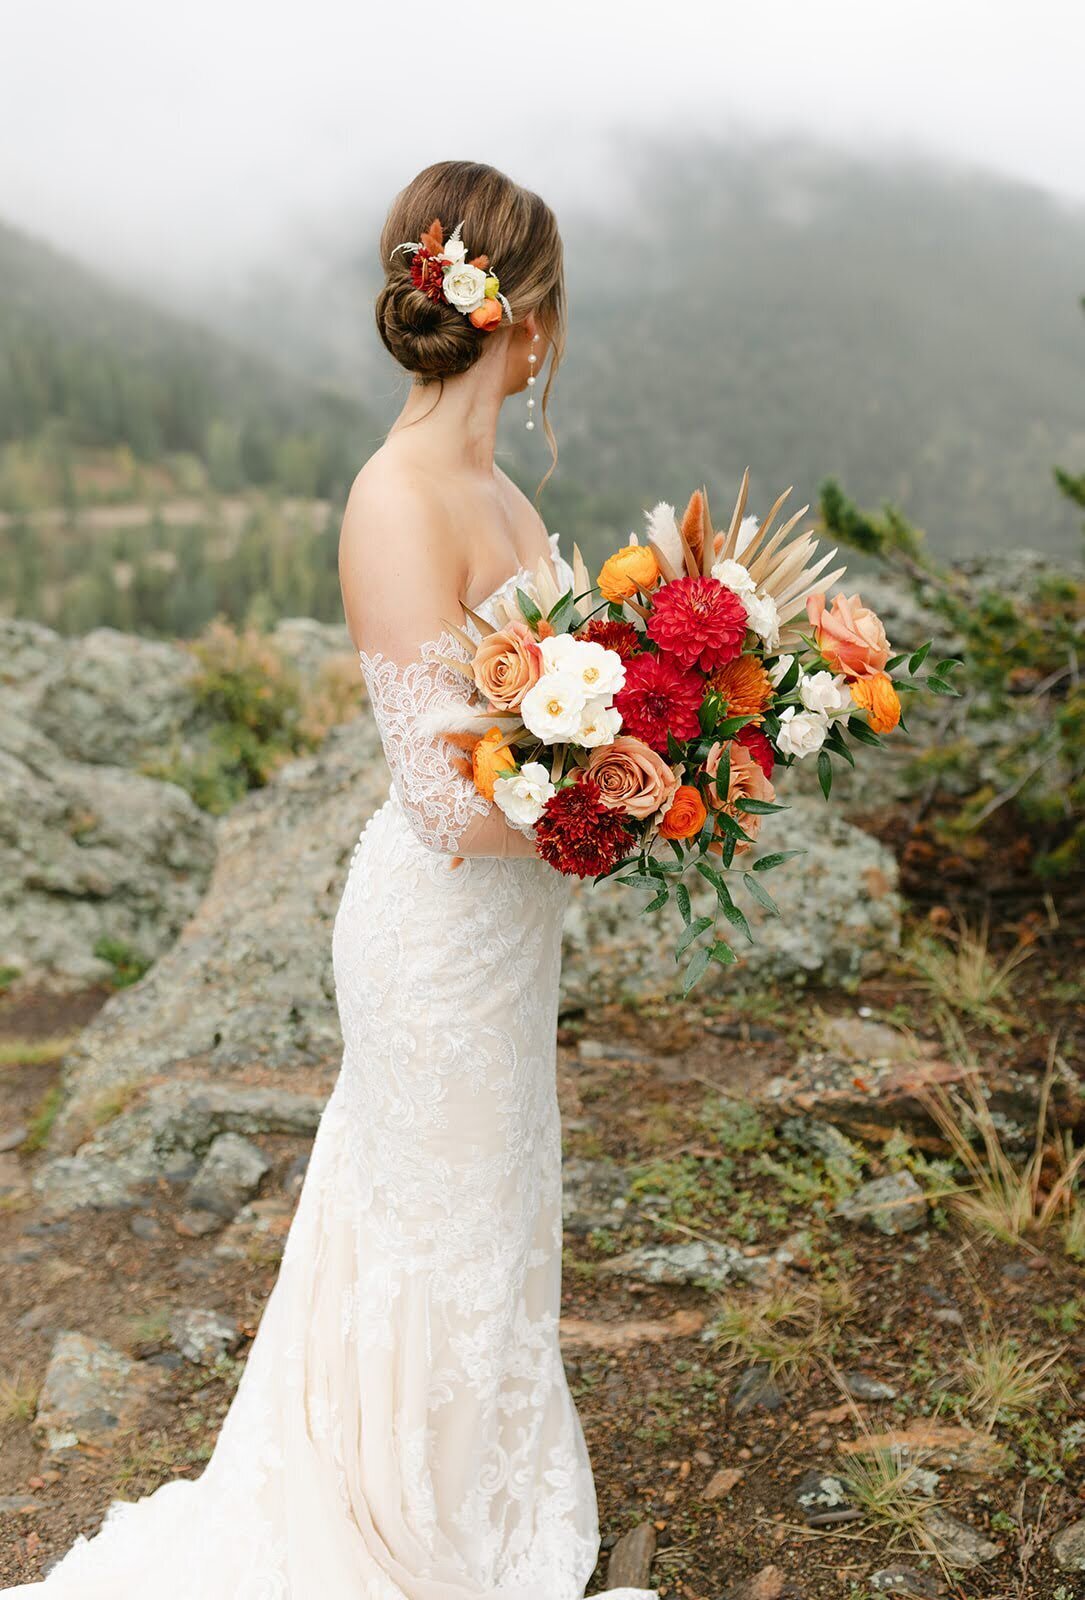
(0, 913, 1083, 1599)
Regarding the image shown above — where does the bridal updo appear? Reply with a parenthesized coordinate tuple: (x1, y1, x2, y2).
(376, 159, 566, 402)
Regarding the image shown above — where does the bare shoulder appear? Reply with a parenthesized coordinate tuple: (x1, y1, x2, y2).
(494, 465, 549, 554)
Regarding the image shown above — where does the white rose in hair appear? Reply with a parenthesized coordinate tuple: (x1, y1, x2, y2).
(442, 236, 468, 266)
(520, 672, 588, 744)
(775, 705, 829, 758)
(540, 634, 626, 699)
(442, 262, 488, 312)
(574, 701, 622, 749)
(493, 762, 554, 827)
(799, 669, 850, 717)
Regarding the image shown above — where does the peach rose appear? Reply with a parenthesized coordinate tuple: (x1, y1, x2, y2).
(469, 298, 503, 331)
(850, 670, 901, 733)
(597, 543, 660, 604)
(704, 738, 776, 854)
(659, 784, 708, 840)
(472, 621, 542, 711)
(471, 727, 516, 800)
(805, 591, 890, 680)
(586, 735, 678, 819)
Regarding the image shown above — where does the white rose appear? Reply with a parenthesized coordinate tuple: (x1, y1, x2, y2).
(574, 701, 623, 749)
(540, 634, 626, 699)
(743, 589, 781, 650)
(520, 672, 589, 744)
(442, 235, 467, 266)
(710, 557, 756, 598)
(768, 653, 796, 688)
(775, 705, 829, 759)
(799, 669, 851, 717)
(493, 761, 554, 827)
(442, 262, 488, 312)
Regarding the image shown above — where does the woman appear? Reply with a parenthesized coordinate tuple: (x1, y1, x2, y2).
(7, 163, 656, 1600)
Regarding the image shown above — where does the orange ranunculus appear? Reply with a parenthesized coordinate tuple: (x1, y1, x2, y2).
(597, 543, 660, 604)
(708, 654, 774, 719)
(850, 670, 901, 733)
(805, 591, 890, 680)
(469, 298, 503, 331)
(472, 620, 542, 711)
(704, 739, 776, 855)
(659, 784, 708, 840)
(471, 727, 516, 800)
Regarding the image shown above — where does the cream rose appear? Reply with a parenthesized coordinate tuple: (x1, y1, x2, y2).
(799, 669, 850, 717)
(540, 633, 626, 699)
(743, 589, 781, 650)
(442, 262, 488, 313)
(574, 701, 623, 749)
(520, 672, 588, 744)
(493, 761, 554, 827)
(586, 735, 678, 819)
(775, 704, 829, 758)
(472, 621, 542, 712)
(710, 557, 756, 598)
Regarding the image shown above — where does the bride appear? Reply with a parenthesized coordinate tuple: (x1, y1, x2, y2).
(6, 162, 657, 1599)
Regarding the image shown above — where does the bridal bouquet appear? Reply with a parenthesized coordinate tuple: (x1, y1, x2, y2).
(444, 472, 960, 990)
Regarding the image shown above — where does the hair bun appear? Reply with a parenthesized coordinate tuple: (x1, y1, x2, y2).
(376, 277, 483, 382)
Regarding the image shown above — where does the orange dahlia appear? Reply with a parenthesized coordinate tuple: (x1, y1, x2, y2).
(708, 654, 774, 720)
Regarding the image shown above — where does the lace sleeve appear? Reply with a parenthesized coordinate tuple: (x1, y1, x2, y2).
(358, 632, 494, 856)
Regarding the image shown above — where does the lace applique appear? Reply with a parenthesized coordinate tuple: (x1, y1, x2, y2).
(357, 631, 491, 855)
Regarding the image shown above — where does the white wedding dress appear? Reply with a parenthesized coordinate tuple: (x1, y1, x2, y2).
(8, 533, 656, 1600)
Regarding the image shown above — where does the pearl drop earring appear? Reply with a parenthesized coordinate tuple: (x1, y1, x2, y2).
(525, 333, 539, 431)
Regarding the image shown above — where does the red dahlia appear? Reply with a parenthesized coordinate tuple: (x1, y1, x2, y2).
(535, 777, 632, 878)
(577, 618, 642, 660)
(410, 248, 447, 303)
(614, 652, 705, 754)
(736, 723, 776, 779)
(647, 576, 748, 673)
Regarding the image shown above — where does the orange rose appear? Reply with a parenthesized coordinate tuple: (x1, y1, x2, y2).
(586, 736, 678, 819)
(471, 727, 516, 800)
(469, 298, 503, 330)
(704, 738, 776, 855)
(659, 784, 708, 840)
(472, 620, 542, 711)
(806, 591, 890, 680)
(850, 670, 901, 733)
(597, 543, 660, 604)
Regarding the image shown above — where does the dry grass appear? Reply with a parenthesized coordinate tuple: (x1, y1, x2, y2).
(0, 1035, 74, 1070)
(911, 912, 1036, 1026)
(839, 1446, 937, 1550)
(0, 1371, 39, 1426)
(708, 1278, 857, 1380)
(957, 1329, 1060, 1429)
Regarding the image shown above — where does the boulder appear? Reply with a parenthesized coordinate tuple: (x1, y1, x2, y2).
(33, 1331, 159, 1452)
(1052, 1517, 1085, 1572)
(187, 1132, 270, 1219)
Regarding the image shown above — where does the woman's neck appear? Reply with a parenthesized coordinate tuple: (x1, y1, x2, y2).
(390, 345, 509, 475)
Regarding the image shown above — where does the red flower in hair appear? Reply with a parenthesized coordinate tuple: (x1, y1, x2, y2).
(577, 618, 642, 661)
(648, 575, 748, 673)
(411, 249, 447, 303)
(535, 776, 633, 878)
(614, 653, 705, 754)
(735, 723, 776, 779)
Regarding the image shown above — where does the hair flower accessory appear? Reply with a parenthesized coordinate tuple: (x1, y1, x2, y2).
(392, 217, 512, 330)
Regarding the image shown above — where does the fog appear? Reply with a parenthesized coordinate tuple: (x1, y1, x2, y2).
(3, 0, 1084, 297)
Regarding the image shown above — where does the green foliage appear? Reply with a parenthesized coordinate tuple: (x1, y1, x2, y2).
(93, 937, 152, 989)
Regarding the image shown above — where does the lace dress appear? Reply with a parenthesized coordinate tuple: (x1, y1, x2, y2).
(7, 534, 657, 1600)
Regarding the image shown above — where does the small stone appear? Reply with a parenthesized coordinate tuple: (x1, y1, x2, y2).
(174, 1209, 224, 1238)
(931, 1307, 964, 1327)
(283, 1153, 309, 1198)
(605, 1522, 656, 1588)
(869, 1566, 946, 1596)
(16, 1305, 54, 1333)
(841, 1423, 1011, 1477)
(0, 1126, 28, 1153)
(722, 1566, 802, 1600)
(0, 1495, 43, 1513)
(834, 1171, 926, 1234)
(839, 1370, 898, 1401)
(604, 1240, 774, 1291)
(187, 1132, 270, 1220)
(168, 1308, 240, 1366)
(921, 1508, 999, 1568)
(730, 1365, 785, 1415)
(704, 1466, 744, 1500)
(794, 1468, 861, 1527)
(1000, 1260, 1030, 1283)
(1051, 1517, 1085, 1572)
(129, 1215, 162, 1242)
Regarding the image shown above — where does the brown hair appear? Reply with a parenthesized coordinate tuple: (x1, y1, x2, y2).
(376, 160, 566, 493)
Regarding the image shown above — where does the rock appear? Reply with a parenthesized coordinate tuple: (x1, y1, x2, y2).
(704, 1466, 744, 1500)
(269, 618, 355, 689)
(562, 793, 901, 1004)
(174, 1209, 224, 1238)
(0, 706, 216, 990)
(730, 1365, 785, 1415)
(1051, 1517, 1085, 1572)
(834, 1172, 926, 1234)
(0, 1125, 28, 1153)
(168, 1309, 241, 1366)
(0, 1495, 44, 1513)
(722, 1567, 801, 1600)
(33, 1331, 159, 1452)
(213, 1196, 296, 1263)
(920, 1508, 998, 1568)
(129, 1215, 162, 1242)
(36, 1081, 323, 1218)
(839, 1371, 898, 1401)
(869, 1566, 946, 1596)
(840, 1424, 1012, 1477)
(559, 1310, 705, 1350)
(17, 1305, 54, 1333)
(794, 1469, 861, 1527)
(0, 1152, 31, 1204)
(605, 1523, 656, 1589)
(187, 1132, 270, 1219)
(602, 1240, 774, 1291)
(561, 1158, 635, 1235)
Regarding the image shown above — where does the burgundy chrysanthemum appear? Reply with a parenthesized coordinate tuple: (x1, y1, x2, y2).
(535, 776, 633, 879)
(410, 248, 447, 303)
(577, 618, 642, 661)
(647, 576, 748, 673)
(613, 652, 705, 754)
(736, 723, 776, 779)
